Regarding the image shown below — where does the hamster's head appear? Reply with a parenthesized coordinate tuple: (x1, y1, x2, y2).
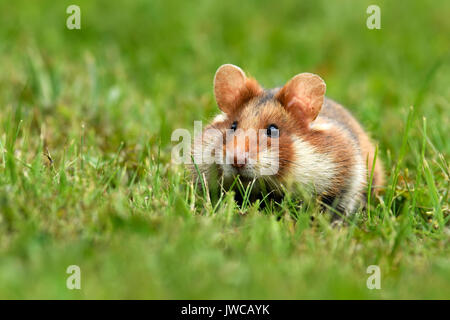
(196, 64, 326, 188)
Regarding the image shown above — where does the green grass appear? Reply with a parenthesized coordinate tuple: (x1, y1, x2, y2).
(0, 0, 449, 299)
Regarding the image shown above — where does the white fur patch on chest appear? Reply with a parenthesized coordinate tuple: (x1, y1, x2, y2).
(289, 137, 337, 194)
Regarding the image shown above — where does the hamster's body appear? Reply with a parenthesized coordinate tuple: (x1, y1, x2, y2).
(301, 97, 384, 212)
(191, 65, 384, 214)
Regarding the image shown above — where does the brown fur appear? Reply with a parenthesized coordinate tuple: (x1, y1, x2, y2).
(319, 98, 384, 190)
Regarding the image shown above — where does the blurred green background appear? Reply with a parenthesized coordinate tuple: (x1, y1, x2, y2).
(0, 0, 448, 299)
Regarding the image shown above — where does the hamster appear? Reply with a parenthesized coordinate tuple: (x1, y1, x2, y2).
(191, 64, 384, 214)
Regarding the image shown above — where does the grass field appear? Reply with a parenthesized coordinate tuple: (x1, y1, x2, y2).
(0, 0, 449, 299)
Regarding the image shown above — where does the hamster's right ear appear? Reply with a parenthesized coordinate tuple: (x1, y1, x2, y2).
(214, 64, 263, 114)
(276, 73, 326, 125)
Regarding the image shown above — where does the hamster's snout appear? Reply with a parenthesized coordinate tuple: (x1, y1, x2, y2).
(231, 155, 247, 168)
(223, 130, 261, 170)
(225, 143, 248, 168)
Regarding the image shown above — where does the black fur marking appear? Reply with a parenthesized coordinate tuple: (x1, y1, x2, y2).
(256, 91, 275, 106)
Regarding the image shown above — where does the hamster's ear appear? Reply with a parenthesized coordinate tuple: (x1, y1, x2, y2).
(276, 73, 326, 125)
(214, 64, 262, 114)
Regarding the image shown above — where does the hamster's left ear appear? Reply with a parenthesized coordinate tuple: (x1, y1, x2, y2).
(276, 73, 326, 125)
(214, 64, 263, 114)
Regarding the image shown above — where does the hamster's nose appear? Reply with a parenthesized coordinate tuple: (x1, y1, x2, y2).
(226, 137, 249, 168)
(227, 150, 247, 168)
(232, 154, 247, 168)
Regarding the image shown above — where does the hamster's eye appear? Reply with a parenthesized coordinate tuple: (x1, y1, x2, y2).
(230, 121, 238, 131)
(266, 124, 279, 137)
